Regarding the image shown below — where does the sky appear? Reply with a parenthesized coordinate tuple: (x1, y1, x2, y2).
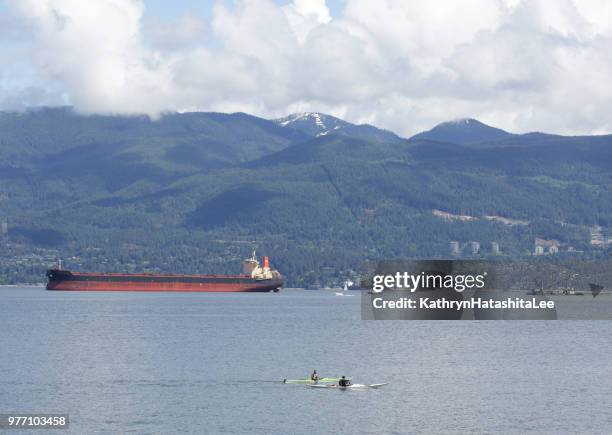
(142, 0, 346, 22)
(1, 0, 612, 136)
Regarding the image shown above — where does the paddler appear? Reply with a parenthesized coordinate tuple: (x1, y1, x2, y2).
(310, 370, 320, 381)
(338, 376, 351, 387)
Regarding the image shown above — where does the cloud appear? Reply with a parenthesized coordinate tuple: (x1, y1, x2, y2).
(143, 12, 208, 52)
(5, 0, 174, 116)
(2, 0, 612, 135)
(283, 0, 331, 42)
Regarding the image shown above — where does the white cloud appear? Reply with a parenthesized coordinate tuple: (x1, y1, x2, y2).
(292, 0, 331, 23)
(5, 0, 174, 116)
(143, 12, 208, 52)
(283, 0, 331, 42)
(2, 0, 612, 135)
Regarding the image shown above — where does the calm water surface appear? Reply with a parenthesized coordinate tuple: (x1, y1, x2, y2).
(1, 287, 611, 434)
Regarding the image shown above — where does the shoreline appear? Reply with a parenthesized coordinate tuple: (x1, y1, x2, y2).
(0, 284, 46, 288)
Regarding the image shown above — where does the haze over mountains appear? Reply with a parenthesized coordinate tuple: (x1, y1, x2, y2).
(1, 107, 611, 285)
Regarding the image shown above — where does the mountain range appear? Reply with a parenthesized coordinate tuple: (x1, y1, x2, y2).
(1, 107, 611, 285)
(410, 118, 513, 145)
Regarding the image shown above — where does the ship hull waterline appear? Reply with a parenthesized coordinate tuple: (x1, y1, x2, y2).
(46, 270, 283, 293)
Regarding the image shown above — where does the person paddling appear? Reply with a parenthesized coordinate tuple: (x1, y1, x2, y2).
(310, 370, 320, 381)
(338, 375, 351, 387)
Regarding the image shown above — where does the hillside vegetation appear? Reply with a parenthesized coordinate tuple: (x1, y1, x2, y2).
(1, 108, 611, 285)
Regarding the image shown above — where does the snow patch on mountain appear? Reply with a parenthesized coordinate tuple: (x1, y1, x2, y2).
(273, 112, 402, 143)
(275, 112, 337, 136)
(278, 112, 327, 129)
(444, 118, 474, 126)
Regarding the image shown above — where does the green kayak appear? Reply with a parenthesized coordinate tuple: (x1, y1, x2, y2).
(283, 377, 345, 384)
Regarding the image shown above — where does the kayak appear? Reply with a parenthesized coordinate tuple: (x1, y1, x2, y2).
(283, 377, 343, 384)
(308, 383, 388, 389)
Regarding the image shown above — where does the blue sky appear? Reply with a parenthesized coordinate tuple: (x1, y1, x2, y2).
(142, 0, 346, 21)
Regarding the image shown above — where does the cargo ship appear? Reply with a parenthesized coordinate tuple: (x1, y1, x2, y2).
(46, 252, 283, 292)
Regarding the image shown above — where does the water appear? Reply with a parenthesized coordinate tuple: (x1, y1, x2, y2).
(1, 287, 612, 434)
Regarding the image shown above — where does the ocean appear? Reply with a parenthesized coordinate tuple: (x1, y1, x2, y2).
(1, 287, 611, 434)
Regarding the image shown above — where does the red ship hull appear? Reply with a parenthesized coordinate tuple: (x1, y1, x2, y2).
(46, 269, 283, 292)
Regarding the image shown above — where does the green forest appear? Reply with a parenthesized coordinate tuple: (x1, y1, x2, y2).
(1, 108, 611, 286)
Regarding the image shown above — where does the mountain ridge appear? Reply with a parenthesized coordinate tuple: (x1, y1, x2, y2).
(273, 112, 402, 143)
(409, 118, 514, 145)
(1, 107, 611, 285)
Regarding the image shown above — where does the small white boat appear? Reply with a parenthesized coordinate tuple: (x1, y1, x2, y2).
(308, 383, 388, 389)
(335, 282, 355, 296)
